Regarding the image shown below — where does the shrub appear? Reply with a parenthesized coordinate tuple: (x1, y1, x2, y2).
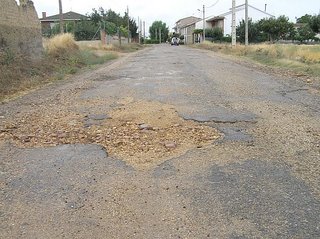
(206, 27, 223, 42)
(144, 39, 159, 44)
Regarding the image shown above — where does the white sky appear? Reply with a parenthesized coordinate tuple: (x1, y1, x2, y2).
(32, 0, 319, 31)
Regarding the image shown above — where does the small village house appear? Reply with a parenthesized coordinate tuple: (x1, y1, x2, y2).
(174, 16, 201, 45)
(40, 11, 87, 36)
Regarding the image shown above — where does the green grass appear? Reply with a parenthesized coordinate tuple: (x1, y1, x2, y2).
(78, 50, 117, 65)
(77, 41, 144, 53)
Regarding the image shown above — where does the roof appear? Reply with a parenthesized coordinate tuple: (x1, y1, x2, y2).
(176, 16, 201, 29)
(206, 16, 225, 22)
(40, 11, 87, 22)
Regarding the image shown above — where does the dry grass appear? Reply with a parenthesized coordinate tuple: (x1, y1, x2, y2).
(250, 44, 320, 63)
(0, 34, 118, 101)
(1, 33, 144, 101)
(44, 33, 79, 57)
(195, 42, 320, 77)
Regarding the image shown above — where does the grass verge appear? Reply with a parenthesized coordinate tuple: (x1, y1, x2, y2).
(0, 34, 120, 101)
(193, 42, 320, 78)
(76, 40, 144, 53)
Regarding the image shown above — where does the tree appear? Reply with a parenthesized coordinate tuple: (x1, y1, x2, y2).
(59, 0, 63, 33)
(88, 8, 138, 38)
(149, 21, 169, 42)
(310, 14, 320, 33)
(297, 14, 313, 24)
(237, 19, 265, 43)
(128, 17, 138, 38)
(89, 9, 102, 25)
(296, 25, 316, 42)
(74, 20, 98, 40)
(258, 16, 294, 42)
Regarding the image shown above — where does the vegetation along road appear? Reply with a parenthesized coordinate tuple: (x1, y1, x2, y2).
(1, 45, 320, 238)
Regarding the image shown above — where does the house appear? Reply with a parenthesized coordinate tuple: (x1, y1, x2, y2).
(40, 11, 87, 36)
(195, 16, 225, 42)
(174, 16, 224, 44)
(177, 4, 274, 43)
(174, 16, 201, 45)
(220, 4, 274, 36)
(195, 16, 225, 32)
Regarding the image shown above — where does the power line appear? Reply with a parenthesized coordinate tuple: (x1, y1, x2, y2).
(206, 0, 220, 9)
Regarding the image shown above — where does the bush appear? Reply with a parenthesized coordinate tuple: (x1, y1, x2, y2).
(144, 39, 159, 44)
(221, 36, 232, 43)
(205, 28, 224, 42)
(74, 20, 98, 41)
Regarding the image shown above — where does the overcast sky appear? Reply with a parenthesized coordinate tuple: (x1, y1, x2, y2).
(32, 0, 319, 31)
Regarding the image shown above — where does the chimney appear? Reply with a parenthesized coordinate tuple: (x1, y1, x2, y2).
(42, 12, 47, 18)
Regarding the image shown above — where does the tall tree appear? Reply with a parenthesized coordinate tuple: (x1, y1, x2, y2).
(149, 21, 169, 42)
(88, 8, 138, 38)
(258, 16, 294, 42)
(59, 0, 63, 33)
(237, 19, 263, 43)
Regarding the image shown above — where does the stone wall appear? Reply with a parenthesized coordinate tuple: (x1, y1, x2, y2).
(0, 0, 42, 59)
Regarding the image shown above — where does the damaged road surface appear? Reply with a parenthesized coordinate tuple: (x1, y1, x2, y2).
(1, 45, 320, 238)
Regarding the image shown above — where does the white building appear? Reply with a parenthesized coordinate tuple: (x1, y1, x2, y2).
(195, 4, 274, 36)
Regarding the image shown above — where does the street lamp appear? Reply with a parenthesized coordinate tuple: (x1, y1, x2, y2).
(197, 5, 205, 42)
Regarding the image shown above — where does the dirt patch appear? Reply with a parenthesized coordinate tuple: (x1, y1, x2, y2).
(0, 100, 221, 169)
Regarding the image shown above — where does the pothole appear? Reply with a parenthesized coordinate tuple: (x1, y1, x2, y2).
(0, 100, 222, 169)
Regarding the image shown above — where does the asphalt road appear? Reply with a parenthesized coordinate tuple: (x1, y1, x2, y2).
(1, 45, 320, 238)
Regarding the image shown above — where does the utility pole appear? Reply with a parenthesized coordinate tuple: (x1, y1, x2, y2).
(138, 16, 141, 44)
(127, 6, 130, 43)
(140, 20, 142, 43)
(59, 0, 63, 33)
(143, 21, 146, 39)
(202, 5, 206, 42)
(118, 27, 122, 46)
(231, 0, 236, 46)
(245, 0, 249, 46)
(159, 28, 161, 44)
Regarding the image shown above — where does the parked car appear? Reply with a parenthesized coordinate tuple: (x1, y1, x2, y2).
(171, 37, 179, 46)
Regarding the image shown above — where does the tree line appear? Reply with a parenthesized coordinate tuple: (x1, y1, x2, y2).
(237, 14, 320, 43)
(43, 7, 138, 41)
(190, 14, 320, 44)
